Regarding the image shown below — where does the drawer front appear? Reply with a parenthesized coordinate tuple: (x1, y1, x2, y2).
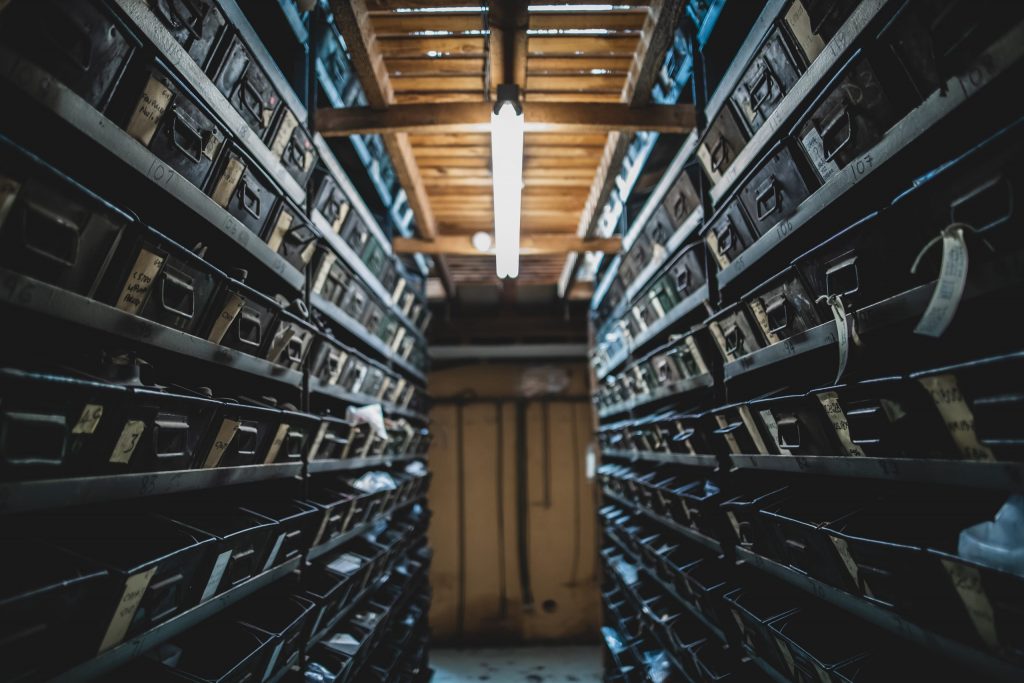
(312, 173, 350, 234)
(731, 27, 803, 135)
(697, 104, 749, 184)
(208, 150, 279, 237)
(211, 36, 281, 141)
(138, 255, 220, 334)
(737, 141, 814, 237)
(149, 0, 227, 70)
(266, 204, 317, 270)
(745, 271, 820, 345)
(704, 201, 757, 269)
(783, 0, 859, 65)
(646, 204, 676, 249)
(796, 57, 898, 184)
(216, 294, 277, 356)
(269, 108, 319, 187)
(668, 243, 707, 301)
(709, 306, 764, 363)
(662, 169, 702, 228)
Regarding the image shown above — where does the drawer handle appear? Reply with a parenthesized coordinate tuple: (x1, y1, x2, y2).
(825, 254, 860, 298)
(284, 135, 307, 169)
(755, 175, 781, 220)
(45, 11, 93, 74)
(285, 335, 305, 363)
(159, 269, 196, 320)
(750, 59, 780, 115)
(238, 178, 261, 219)
(671, 190, 691, 221)
(674, 264, 691, 293)
(776, 415, 802, 450)
(235, 422, 259, 455)
(715, 218, 736, 255)
(236, 308, 262, 347)
(709, 134, 731, 173)
(284, 223, 316, 247)
(239, 71, 267, 127)
(155, 0, 208, 39)
(765, 295, 789, 334)
(169, 107, 204, 163)
(820, 107, 853, 162)
(153, 414, 189, 458)
(17, 199, 81, 268)
(723, 323, 744, 356)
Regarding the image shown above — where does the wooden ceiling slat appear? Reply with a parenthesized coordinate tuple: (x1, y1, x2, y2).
(416, 155, 599, 169)
(394, 91, 487, 103)
(526, 35, 640, 56)
(365, 0, 486, 10)
(527, 56, 633, 72)
(528, 11, 648, 31)
(526, 74, 624, 91)
(526, 92, 622, 102)
(391, 75, 485, 92)
(409, 133, 491, 145)
(420, 166, 595, 178)
(378, 36, 486, 58)
(372, 13, 487, 35)
(413, 144, 603, 158)
(425, 176, 592, 187)
(387, 57, 485, 75)
(427, 183, 590, 195)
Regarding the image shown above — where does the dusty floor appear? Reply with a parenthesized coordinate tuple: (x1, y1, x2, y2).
(431, 646, 603, 682)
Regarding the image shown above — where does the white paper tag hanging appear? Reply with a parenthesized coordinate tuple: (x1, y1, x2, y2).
(819, 294, 853, 384)
(913, 226, 969, 338)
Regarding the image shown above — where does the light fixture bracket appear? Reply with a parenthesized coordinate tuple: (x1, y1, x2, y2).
(494, 83, 523, 116)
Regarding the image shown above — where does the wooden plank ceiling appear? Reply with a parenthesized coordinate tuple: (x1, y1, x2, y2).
(355, 0, 661, 287)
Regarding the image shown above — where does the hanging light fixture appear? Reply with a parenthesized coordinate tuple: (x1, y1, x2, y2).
(491, 84, 524, 279)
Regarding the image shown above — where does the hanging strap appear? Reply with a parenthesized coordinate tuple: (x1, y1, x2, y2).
(817, 293, 859, 384)
(910, 223, 981, 338)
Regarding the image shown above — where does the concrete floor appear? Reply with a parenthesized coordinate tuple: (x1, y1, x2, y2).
(431, 646, 603, 682)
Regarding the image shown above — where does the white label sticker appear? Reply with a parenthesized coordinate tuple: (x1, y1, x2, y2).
(817, 391, 866, 457)
(312, 252, 336, 295)
(72, 403, 104, 435)
(759, 409, 792, 455)
(267, 207, 294, 252)
(270, 109, 299, 160)
(262, 531, 287, 571)
(915, 227, 969, 338)
(918, 374, 996, 461)
(785, 1, 827, 62)
(125, 75, 171, 147)
(264, 423, 291, 464)
(390, 326, 406, 353)
(207, 292, 245, 345)
(749, 298, 782, 345)
(116, 248, 164, 315)
(941, 559, 999, 650)
(99, 567, 157, 652)
(211, 156, 245, 208)
(333, 201, 351, 234)
(200, 549, 233, 602)
(203, 418, 240, 468)
(109, 419, 146, 464)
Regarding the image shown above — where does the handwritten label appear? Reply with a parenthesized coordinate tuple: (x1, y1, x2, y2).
(125, 75, 171, 147)
(267, 207, 294, 252)
(830, 535, 872, 596)
(759, 409, 791, 455)
(739, 405, 770, 455)
(200, 549, 233, 602)
(99, 567, 157, 652)
(115, 248, 164, 315)
(918, 374, 995, 461)
(109, 419, 146, 464)
(784, 0, 826, 62)
(210, 156, 245, 208)
(312, 252, 336, 295)
(306, 422, 329, 461)
(207, 292, 244, 344)
(270, 109, 298, 160)
(72, 403, 104, 435)
(264, 423, 291, 464)
(262, 532, 287, 571)
(708, 321, 734, 362)
(915, 227, 968, 338)
(802, 127, 841, 181)
(684, 335, 709, 375)
(817, 391, 866, 457)
(705, 229, 730, 269)
(941, 559, 999, 650)
(203, 418, 240, 468)
(749, 298, 781, 344)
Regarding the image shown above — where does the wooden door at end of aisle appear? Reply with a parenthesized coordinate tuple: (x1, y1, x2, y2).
(427, 362, 601, 645)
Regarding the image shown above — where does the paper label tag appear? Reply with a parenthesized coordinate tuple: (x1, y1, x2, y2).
(270, 109, 298, 159)
(115, 248, 164, 315)
(109, 419, 146, 464)
(203, 418, 240, 468)
(200, 549, 233, 602)
(328, 350, 348, 385)
(390, 325, 406, 352)
(726, 510, 743, 540)
(125, 75, 171, 147)
(915, 228, 968, 338)
(830, 535, 873, 596)
(307, 421, 329, 461)
(266, 207, 294, 252)
(72, 403, 104, 435)
(310, 509, 331, 548)
(802, 127, 841, 181)
(262, 531, 286, 571)
(268, 325, 297, 365)
(918, 374, 996, 461)
(300, 240, 317, 265)
(684, 335, 709, 375)
(263, 641, 285, 681)
(312, 252, 336, 295)
(739, 405, 770, 455)
(708, 321, 734, 362)
(759, 409, 792, 455)
(749, 298, 782, 344)
(714, 414, 742, 454)
(820, 295, 852, 383)
(264, 422, 290, 464)
(98, 566, 158, 652)
(211, 156, 245, 208)
(817, 391, 866, 456)
(776, 637, 796, 674)
(941, 559, 999, 649)
(333, 200, 351, 234)
(705, 229, 730, 268)
(207, 292, 245, 344)
(391, 278, 406, 305)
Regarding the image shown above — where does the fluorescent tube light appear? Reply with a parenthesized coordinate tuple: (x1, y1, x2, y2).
(491, 85, 524, 279)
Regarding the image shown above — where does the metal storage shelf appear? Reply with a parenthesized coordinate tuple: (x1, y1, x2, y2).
(0, 49, 305, 293)
(709, 0, 891, 203)
(310, 294, 428, 386)
(603, 491, 722, 554)
(598, 372, 714, 419)
(596, 283, 709, 382)
(0, 463, 301, 514)
(0, 270, 304, 388)
(306, 495, 424, 561)
(601, 449, 721, 470)
(735, 547, 1024, 683)
(110, 0, 306, 205)
(311, 379, 428, 423)
(308, 455, 419, 474)
(716, 20, 1024, 295)
(50, 557, 301, 683)
(312, 210, 426, 342)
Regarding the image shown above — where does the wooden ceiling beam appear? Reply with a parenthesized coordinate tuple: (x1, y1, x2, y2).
(394, 234, 622, 256)
(316, 101, 695, 136)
